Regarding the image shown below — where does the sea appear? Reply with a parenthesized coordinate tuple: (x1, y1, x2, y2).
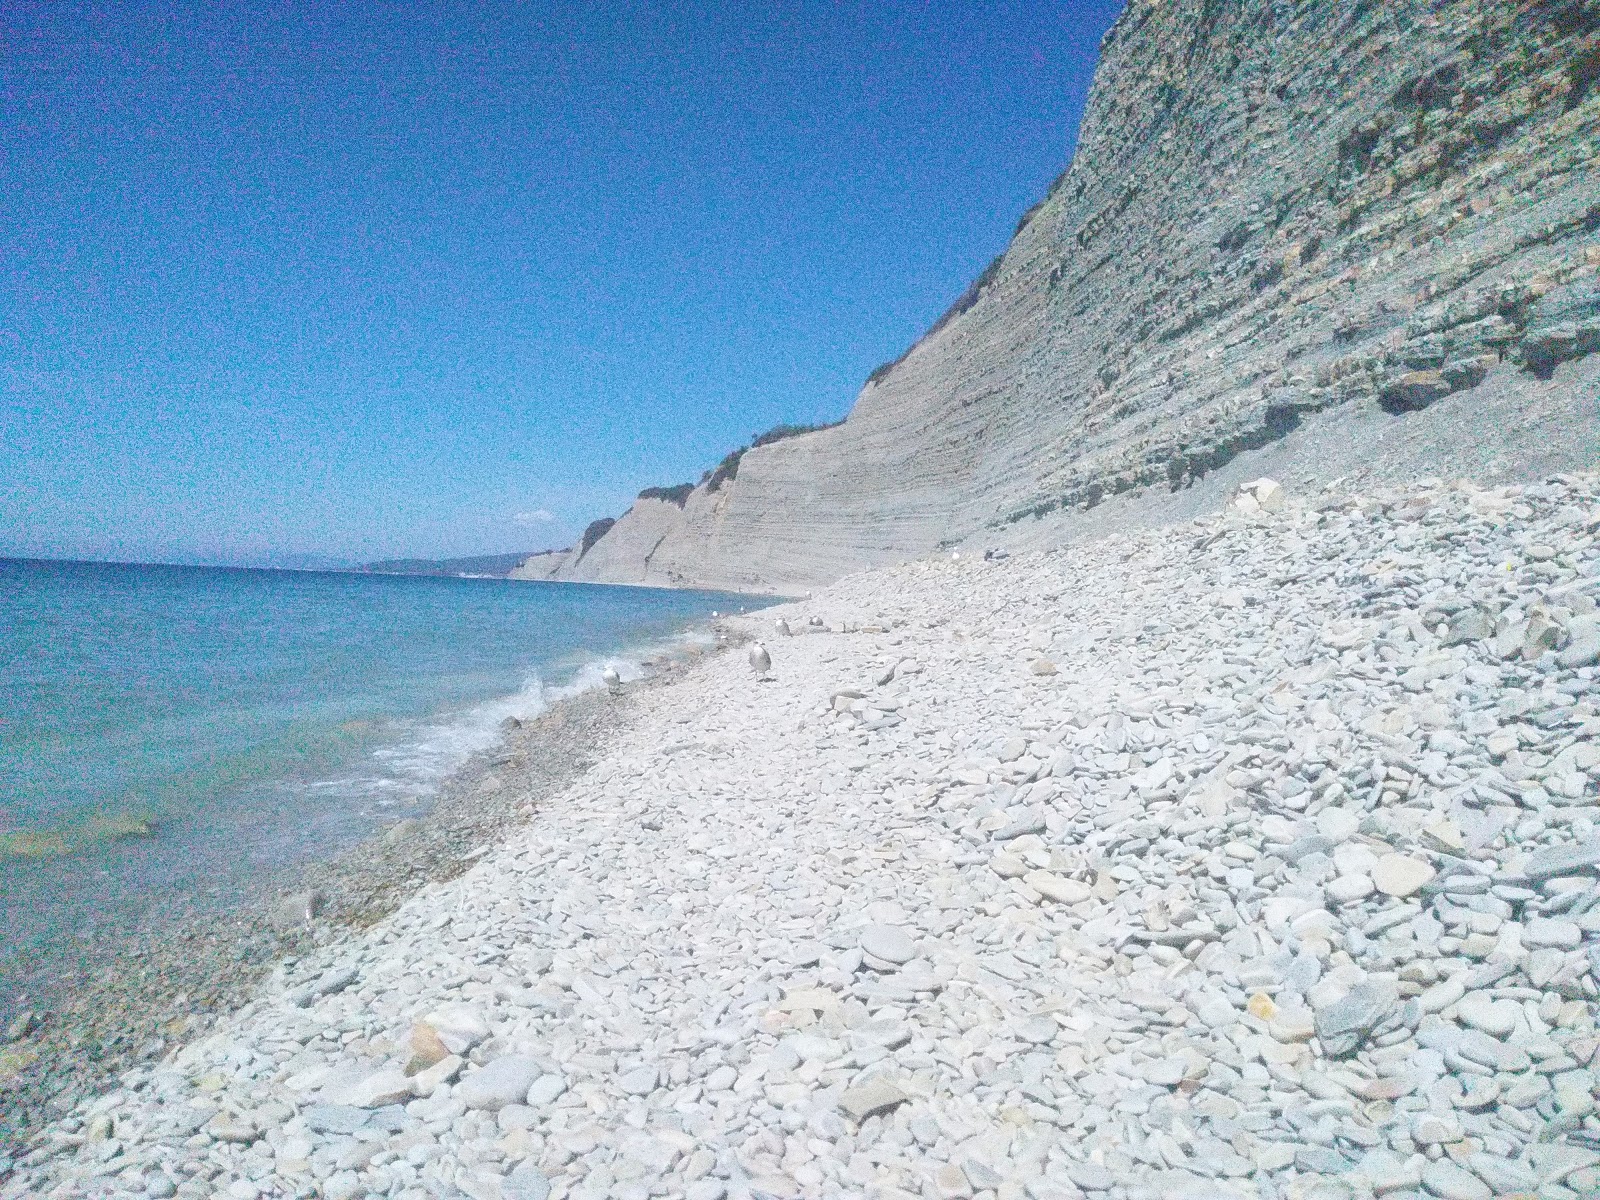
(0, 557, 767, 1006)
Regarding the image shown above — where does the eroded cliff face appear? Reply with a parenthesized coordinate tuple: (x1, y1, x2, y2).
(560, 0, 1600, 592)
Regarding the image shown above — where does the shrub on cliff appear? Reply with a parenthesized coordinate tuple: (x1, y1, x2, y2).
(638, 482, 695, 507)
(579, 517, 616, 556)
(698, 420, 844, 492)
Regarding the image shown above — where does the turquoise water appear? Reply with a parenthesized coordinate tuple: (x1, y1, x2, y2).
(0, 558, 765, 1000)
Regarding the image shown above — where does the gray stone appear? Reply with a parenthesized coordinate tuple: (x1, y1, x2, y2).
(1371, 853, 1435, 898)
(525, 1073, 567, 1106)
(617, 1064, 660, 1095)
(1524, 917, 1581, 949)
(503, 1163, 552, 1200)
(1061, 1160, 1115, 1192)
(457, 1055, 543, 1112)
(1444, 609, 1495, 645)
(1314, 981, 1397, 1058)
(1522, 840, 1600, 882)
(839, 1077, 908, 1122)
(1420, 1158, 1491, 1200)
(1456, 993, 1517, 1038)
(860, 924, 917, 964)
(1282, 835, 1337, 865)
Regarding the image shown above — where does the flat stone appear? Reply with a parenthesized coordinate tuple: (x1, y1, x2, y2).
(1419, 976, 1465, 1014)
(989, 853, 1028, 879)
(1522, 840, 1600, 882)
(1416, 1023, 1531, 1073)
(839, 1077, 908, 1122)
(1141, 1056, 1186, 1086)
(1023, 871, 1091, 904)
(1524, 917, 1581, 949)
(1411, 1112, 1462, 1147)
(1326, 873, 1374, 903)
(1355, 1148, 1422, 1193)
(1557, 636, 1600, 668)
(1282, 835, 1337, 864)
(933, 1163, 972, 1199)
(457, 1055, 543, 1112)
(502, 1163, 552, 1200)
(1420, 1158, 1491, 1200)
(525, 1073, 567, 1106)
(1061, 1160, 1115, 1192)
(617, 1064, 660, 1095)
(301, 1104, 370, 1135)
(1015, 1015, 1057, 1045)
(1269, 1007, 1316, 1043)
(790, 941, 827, 966)
(205, 1115, 257, 1144)
(1466, 1154, 1537, 1195)
(336, 1069, 414, 1109)
(860, 924, 917, 964)
(424, 1005, 490, 1055)
(1372, 853, 1435, 898)
(993, 813, 1046, 840)
(1456, 993, 1517, 1039)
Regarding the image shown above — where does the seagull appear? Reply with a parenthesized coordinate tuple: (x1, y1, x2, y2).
(602, 665, 622, 692)
(808, 615, 824, 627)
(748, 641, 772, 679)
(775, 617, 792, 637)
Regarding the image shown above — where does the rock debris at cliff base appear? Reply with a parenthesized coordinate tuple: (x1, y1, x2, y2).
(6, 473, 1600, 1200)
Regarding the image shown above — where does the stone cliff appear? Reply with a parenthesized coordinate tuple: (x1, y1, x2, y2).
(530, 0, 1600, 593)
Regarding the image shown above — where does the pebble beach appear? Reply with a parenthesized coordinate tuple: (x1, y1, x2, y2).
(5, 472, 1600, 1200)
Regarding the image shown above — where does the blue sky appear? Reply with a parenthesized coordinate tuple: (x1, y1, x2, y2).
(1, 1, 1123, 565)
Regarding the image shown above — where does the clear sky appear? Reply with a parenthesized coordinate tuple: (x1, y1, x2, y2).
(2, 1, 1124, 566)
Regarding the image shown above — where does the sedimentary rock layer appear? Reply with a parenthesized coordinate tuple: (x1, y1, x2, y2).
(556, 0, 1599, 592)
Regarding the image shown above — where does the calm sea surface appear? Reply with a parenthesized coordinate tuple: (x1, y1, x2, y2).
(0, 558, 766, 1001)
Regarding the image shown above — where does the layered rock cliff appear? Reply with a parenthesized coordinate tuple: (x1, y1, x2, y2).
(532, 0, 1600, 593)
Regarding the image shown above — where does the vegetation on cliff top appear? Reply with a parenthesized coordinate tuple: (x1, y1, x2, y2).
(578, 517, 616, 556)
(698, 420, 844, 492)
(637, 482, 695, 507)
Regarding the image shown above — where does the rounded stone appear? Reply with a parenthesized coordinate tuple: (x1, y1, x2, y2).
(859, 924, 917, 964)
(1455, 993, 1517, 1039)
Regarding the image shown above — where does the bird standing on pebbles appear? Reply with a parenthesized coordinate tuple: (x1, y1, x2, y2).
(602, 665, 622, 692)
(748, 642, 772, 680)
(775, 617, 792, 637)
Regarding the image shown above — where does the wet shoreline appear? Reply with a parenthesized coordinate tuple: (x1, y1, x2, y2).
(0, 644, 714, 1163)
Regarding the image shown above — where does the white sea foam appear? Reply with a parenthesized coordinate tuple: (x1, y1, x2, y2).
(334, 627, 716, 813)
